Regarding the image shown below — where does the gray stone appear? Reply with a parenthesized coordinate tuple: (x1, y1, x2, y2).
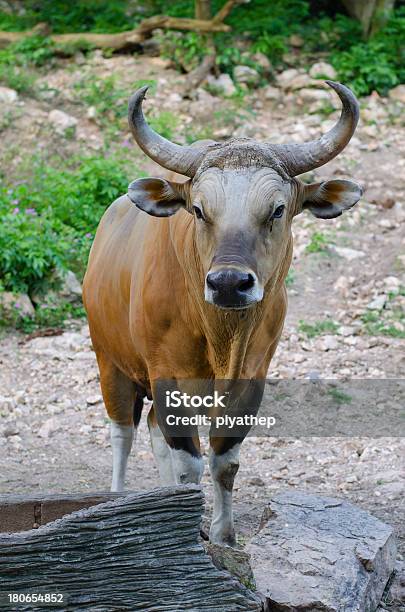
(59, 270, 82, 301)
(309, 62, 337, 80)
(0, 292, 35, 319)
(233, 65, 260, 87)
(0, 86, 18, 103)
(367, 295, 387, 311)
(276, 68, 300, 89)
(206, 73, 236, 97)
(251, 52, 272, 72)
(205, 542, 256, 590)
(48, 109, 78, 136)
(263, 85, 280, 101)
(247, 491, 396, 612)
(289, 34, 304, 47)
(388, 84, 405, 104)
(333, 246, 366, 261)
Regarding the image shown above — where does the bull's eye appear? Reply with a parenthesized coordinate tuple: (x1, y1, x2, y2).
(272, 204, 285, 219)
(193, 205, 205, 221)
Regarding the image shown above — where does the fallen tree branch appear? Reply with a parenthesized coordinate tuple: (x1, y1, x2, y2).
(183, 53, 216, 95)
(212, 0, 247, 24)
(0, 14, 231, 52)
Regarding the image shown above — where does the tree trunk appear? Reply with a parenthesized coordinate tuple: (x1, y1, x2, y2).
(341, 0, 395, 38)
(195, 0, 212, 21)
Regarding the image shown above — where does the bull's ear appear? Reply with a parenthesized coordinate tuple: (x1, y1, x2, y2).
(302, 179, 363, 219)
(127, 177, 191, 217)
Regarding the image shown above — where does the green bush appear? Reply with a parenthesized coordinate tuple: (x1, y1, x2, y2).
(330, 8, 405, 96)
(0, 153, 135, 295)
(0, 1, 141, 33)
(0, 34, 56, 93)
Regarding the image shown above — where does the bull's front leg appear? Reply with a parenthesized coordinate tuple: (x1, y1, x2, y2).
(209, 379, 263, 545)
(209, 438, 241, 546)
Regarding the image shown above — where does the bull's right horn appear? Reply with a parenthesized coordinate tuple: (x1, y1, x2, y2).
(128, 86, 206, 177)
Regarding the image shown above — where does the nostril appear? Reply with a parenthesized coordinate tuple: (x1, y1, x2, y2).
(238, 273, 255, 292)
(206, 273, 219, 291)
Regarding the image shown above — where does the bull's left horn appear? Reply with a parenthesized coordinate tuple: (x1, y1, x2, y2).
(128, 86, 206, 177)
(270, 81, 360, 176)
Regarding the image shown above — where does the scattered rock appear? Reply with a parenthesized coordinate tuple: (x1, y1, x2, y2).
(388, 84, 405, 104)
(2, 424, 19, 438)
(332, 246, 366, 261)
(0, 86, 18, 104)
(206, 73, 236, 97)
(86, 394, 102, 406)
(0, 292, 35, 319)
(317, 335, 339, 351)
(309, 61, 337, 80)
(382, 276, 400, 293)
(251, 52, 272, 73)
(289, 74, 318, 91)
(263, 85, 280, 101)
(367, 295, 387, 310)
(205, 542, 256, 590)
(48, 109, 78, 136)
(58, 270, 82, 302)
(276, 68, 300, 89)
(289, 34, 304, 47)
(247, 491, 397, 612)
(297, 87, 332, 103)
(38, 417, 60, 439)
(233, 65, 260, 88)
(86, 106, 97, 120)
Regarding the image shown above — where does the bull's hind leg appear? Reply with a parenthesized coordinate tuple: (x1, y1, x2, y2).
(147, 405, 175, 485)
(147, 407, 204, 485)
(96, 352, 142, 492)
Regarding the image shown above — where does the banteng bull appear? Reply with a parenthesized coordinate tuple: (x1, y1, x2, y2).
(83, 81, 362, 545)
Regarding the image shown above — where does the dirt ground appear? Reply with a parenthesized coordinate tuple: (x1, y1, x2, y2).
(0, 53, 404, 608)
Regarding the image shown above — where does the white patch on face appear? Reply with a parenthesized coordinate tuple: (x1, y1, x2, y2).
(209, 444, 241, 545)
(110, 422, 134, 492)
(171, 448, 204, 485)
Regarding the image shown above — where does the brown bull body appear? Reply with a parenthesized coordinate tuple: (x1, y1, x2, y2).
(83, 82, 362, 545)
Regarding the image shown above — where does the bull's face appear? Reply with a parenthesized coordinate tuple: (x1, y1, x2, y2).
(127, 82, 362, 311)
(192, 167, 291, 309)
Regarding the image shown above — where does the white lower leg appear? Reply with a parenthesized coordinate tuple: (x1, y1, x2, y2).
(209, 444, 240, 546)
(149, 423, 175, 485)
(171, 448, 204, 485)
(110, 422, 134, 492)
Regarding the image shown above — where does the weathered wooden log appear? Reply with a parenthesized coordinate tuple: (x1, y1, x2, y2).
(0, 485, 262, 611)
(0, 491, 123, 533)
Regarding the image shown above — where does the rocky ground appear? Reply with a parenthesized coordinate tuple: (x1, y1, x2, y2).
(0, 52, 404, 608)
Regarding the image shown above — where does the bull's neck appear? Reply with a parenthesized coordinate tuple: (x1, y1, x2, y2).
(171, 213, 287, 379)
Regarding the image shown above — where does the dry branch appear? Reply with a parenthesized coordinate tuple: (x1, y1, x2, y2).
(0, 13, 231, 52)
(184, 53, 217, 95)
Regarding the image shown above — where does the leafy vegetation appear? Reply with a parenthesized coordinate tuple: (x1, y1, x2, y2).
(361, 308, 405, 339)
(298, 319, 339, 338)
(0, 152, 135, 296)
(305, 231, 329, 254)
(327, 387, 352, 404)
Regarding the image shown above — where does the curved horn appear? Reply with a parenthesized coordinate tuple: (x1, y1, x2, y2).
(271, 81, 360, 176)
(128, 86, 206, 177)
